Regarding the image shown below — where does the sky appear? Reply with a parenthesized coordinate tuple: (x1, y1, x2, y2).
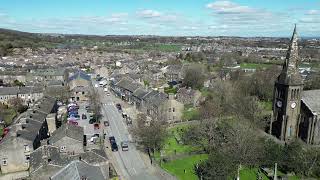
(0, 0, 319, 37)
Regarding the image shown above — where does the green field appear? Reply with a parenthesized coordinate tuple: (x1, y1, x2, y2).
(162, 154, 208, 180)
(240, 63, 272, 69)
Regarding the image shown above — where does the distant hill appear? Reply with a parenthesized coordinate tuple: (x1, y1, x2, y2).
(0, 28, 65, 56)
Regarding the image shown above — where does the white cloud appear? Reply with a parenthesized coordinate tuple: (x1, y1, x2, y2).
(306, 10, 320, 15)
(137, 10, 161, 18)
(206, 0, 253, 14)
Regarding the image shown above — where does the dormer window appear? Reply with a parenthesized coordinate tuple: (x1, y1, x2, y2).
(24, 145, 30, 152)
(2, 158, 7, 166)
(60, 146, 66, 152)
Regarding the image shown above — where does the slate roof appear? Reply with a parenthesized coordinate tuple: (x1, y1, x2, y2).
(302, 90, 320, 115)
(68, 71, 91, 82)
(132, 88, 149, 99)
(116, 77, 142, 92)
(33, 96, 57, 114)
(30, 145, 108, 175)
(19, 86, 44, 94)
(143, 90, 168, 106)
(51, 161, 105, 180)
(0, 87, 19, 95)
(49, 123, 84, 144)
(17, 109, 49, 142)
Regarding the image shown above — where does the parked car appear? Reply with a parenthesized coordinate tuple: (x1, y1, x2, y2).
(82, 114, 87, 120)
(94, 123, 100, 130)
(116, 103, 122, 111)
(68, 121, 78, 126)
(104, 121, 109, 126)
(122, 113, 127, 118)
(106, 92, 110, 96)
(109, 136, 118, 152)
(121, 141, 129, 151)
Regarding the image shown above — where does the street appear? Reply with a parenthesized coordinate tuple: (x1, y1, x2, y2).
(96, 87, 161, 180)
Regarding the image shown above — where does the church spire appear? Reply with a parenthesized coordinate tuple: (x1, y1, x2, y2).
(283, 24, 299, 72)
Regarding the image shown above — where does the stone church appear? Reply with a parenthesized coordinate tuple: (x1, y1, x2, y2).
(270, 25, 320, 145)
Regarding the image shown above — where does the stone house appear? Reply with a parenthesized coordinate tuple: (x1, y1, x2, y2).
(0, 87, 19, 105)
(30, 68, 65, 82)
(176, 87, 202, 107)
(110, 76, 143, 103)
(48, 123, 85, 155)
(0, 71, 27, 84)
(30, 145, 108, 180)
(68, 71, 92, 102)
(70, 86, 91, 102)
(162, 65, 183, 82)
(0, 86, 44, 106)
(165, 94, 184, 123)
(18, 86, 44, 106)
(0, 96, 57, 174)
(67, 71, 91, 91)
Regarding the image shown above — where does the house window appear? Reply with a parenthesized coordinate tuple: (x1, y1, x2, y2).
(2, 158, 7, 166)
(60, 146, 66, 152)
(172, 108, 175, 112)
(24, 145, 30, 152)
(25, 155, 30, 163)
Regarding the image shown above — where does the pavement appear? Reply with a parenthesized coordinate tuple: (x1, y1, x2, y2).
(95, 84, 162, 180)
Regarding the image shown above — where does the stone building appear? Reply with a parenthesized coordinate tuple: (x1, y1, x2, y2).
(270, 26, 320, 145)
(68, 71, 92, 102)
(0, 96, 57, 174)
(48, 123, 85, 155)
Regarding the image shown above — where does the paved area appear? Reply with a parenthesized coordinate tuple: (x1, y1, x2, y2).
(95, 85, 161, 180)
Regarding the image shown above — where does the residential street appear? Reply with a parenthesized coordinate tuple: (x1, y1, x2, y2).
(96, 86, 161, 180)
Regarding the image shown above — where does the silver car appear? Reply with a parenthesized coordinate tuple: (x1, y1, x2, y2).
(121, 141, 129, 151)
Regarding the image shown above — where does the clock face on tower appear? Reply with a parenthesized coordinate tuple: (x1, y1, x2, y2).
(276, 100, 282, 108)
(291, 102, 297, 109)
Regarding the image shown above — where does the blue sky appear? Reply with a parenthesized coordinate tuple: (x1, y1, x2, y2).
(0, 0, 319, 36)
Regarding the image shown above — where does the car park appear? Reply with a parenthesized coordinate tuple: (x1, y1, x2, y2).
(121, 141, 129, 151)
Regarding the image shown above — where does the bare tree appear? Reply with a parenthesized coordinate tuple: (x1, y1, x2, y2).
(88, 89, 101, 122)
(133, 113, 167, 154)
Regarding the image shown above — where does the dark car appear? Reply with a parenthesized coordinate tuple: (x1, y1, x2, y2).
(82, 114, 87, 120)
(109, 136, 118, 151)
(116, 103, 122, 111)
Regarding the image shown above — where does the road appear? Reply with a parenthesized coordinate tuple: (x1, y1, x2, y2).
(96, 86, 160, 180)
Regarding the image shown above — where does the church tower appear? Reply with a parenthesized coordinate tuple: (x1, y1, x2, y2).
(270, 25, 303, 142)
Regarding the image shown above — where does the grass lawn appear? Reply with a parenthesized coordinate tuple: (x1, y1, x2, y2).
(240, 168, 300, 180)
(240, 168, 269, 180)
(261, 101, 272, 111)
(0, 127, 3, 137)
(162, 154, 208, 180)
(182, 107, 200, 121)
(0, 108, 17, 125)
(240, 63, 272, 69)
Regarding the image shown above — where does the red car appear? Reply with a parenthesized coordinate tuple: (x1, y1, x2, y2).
(94, 123, 100, 129)
(68, 121, 78, 126)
